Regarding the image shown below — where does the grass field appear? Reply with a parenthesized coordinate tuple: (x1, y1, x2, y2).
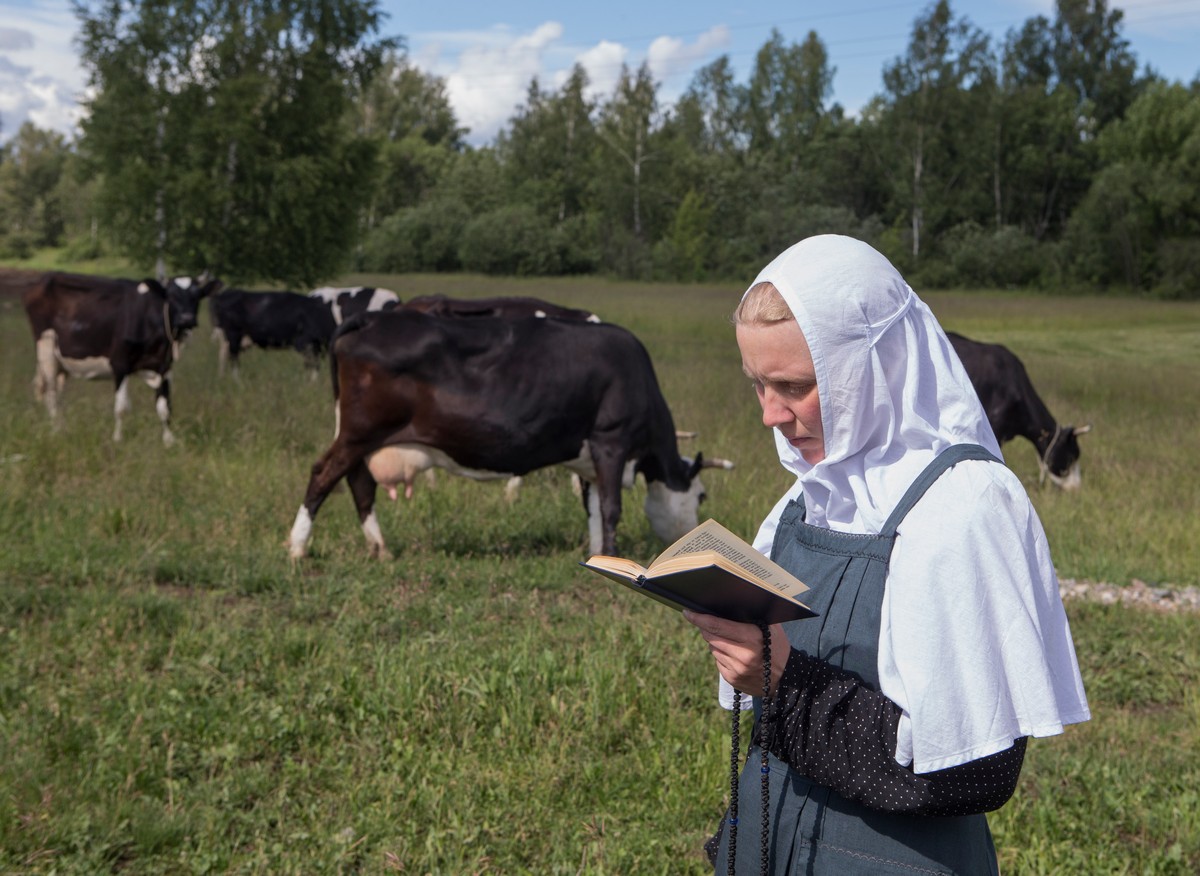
(1, 271, 1198, 874)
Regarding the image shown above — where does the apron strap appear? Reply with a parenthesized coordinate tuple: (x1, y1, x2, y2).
(880, 444, 1001, 536)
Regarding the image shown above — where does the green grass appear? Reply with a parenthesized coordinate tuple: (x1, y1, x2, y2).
(1, 274, 1198, 874)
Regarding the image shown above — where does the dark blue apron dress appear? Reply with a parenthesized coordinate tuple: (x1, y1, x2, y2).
(716, 444, 1002, 875)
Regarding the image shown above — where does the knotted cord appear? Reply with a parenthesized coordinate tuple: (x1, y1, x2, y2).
(727, 622, 772, 875)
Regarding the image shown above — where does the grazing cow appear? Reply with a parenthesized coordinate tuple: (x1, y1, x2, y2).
(403, 293, 601, 323)
(947, 331, 1091, 490)
(309, 285, 401, 324)
(288, 309, 728, 560)
(22, 271, 218, 445)
(402, 294, 604, 500)
(210, 288, 337, 378)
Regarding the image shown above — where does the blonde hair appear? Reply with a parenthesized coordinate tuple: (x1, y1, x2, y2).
(733, 281, 794, 325)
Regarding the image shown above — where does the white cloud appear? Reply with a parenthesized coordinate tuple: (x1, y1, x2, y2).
(647, 25, 731, 86)
(0, 25, 34, 51)
(573, 40, 628, 102)
(429, 21, 564, 145)
(0, 3, 86, 142)
(1114, 0, 1200, 41)
(411, 22, 736, 145)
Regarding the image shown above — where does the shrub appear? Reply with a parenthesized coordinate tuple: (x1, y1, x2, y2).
(458, 205, 562, 276)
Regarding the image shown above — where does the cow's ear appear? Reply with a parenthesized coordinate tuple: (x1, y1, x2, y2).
(199, 279, 223, 298)
(142, 278, 166, 295)
(687, 453, 704, 480)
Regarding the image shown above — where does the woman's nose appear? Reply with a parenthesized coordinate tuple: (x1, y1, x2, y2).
(759, 389, 791, 429)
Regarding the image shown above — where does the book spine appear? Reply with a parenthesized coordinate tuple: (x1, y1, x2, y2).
(635, 574, 647, 587)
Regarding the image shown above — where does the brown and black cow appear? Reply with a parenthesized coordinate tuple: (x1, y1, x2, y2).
(947, 331, 1091, 489)
(287, 309, 728, 560)
(22, 271, 218, 445)
(403, 293, 601, 323)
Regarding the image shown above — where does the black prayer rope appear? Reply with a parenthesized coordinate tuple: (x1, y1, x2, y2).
(726, 623, 772, 876)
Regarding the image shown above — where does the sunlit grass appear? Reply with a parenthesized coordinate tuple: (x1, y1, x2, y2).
(1, 276, 1198, 873)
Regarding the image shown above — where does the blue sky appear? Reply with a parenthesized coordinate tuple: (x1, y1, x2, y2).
(2, 0, 1198, 146)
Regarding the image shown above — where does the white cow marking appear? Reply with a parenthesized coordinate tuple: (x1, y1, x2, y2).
(289, 506, 314, 558)
(58, 354, 113, 380)
(367, 288, 399, 312)
(361, 511, 389, 558)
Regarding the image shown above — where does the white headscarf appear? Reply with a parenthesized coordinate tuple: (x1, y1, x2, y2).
(723, 235, 1090, 772)
(750, 234, 1002, 535)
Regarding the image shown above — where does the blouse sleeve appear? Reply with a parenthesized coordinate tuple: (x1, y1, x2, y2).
(756, 649, 1026, 816)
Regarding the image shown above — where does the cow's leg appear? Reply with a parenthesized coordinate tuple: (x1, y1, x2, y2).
(217, 331, 230, 378)
(346, 459, 390, 559)
(589, 449, 627, 556)
(288, 441, 363, 559)
(34, 330, 62, 428)
(153, 371, 175, 447)
(301, 345, 321, 381)
(112, 374, 131, 442)
(503, 475, 523, 503)
(581, 481, 605, 555)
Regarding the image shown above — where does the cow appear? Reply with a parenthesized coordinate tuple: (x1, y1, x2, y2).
(287, 309, 729, 561)
(403, 293, 601, 323)
(22, 271, 218, 445)
(309, 285, 401, 325)
(400, 294, 604, 500)
(210, 289, 338, 378)
(947, 331, 1091, 490)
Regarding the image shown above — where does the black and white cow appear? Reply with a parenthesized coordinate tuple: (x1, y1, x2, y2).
(403, 293, 601, 323)
(22, 271, 218, 445)
(309, 286, 401, 325)
(210, 288, 338, 378)
(947, 331, 1091, 490)
(287, 309, 728, 560)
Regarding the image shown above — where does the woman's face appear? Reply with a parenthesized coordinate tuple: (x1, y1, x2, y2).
(736, 319, 825, 465)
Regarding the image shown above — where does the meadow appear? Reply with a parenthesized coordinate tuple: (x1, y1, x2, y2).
(1, 271, 1198, 874)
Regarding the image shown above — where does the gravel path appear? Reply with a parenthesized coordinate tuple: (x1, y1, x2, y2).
(1060, 578, 1200, 613)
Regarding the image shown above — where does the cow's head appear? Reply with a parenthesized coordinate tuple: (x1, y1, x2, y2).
(165, 275, 222, 338)
(643, 453, 735, 544)
(1038, 424, 1091, 491)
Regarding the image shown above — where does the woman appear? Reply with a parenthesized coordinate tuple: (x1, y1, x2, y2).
(686, 235, 1089, 874)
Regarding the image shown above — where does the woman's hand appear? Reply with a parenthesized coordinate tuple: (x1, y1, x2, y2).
(684, 611, 790, 697)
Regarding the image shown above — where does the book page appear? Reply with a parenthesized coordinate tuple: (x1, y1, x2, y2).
(582, 556, 648, 580)
(652, 519, 808, 597)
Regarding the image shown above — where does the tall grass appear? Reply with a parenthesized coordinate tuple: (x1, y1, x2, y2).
(1, 276, 1198, 874)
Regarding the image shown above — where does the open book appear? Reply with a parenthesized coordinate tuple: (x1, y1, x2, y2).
(582, 518, 815, 624)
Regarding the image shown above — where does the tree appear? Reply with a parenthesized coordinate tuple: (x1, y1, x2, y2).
(0, 122, 71, 256)
(74, 0, 395, 286)
(595, 62, 661, 242)
(499, 65, 597, 224)
(349, 51, 464, 236)
(877, 0, 993, 261)
(1051, 0, 1140, 129)
(744, 28, 834, 165)
(1066, 82, 1200, 294)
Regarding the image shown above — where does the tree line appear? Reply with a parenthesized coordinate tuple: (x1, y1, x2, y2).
(1, 0, 1197, 298)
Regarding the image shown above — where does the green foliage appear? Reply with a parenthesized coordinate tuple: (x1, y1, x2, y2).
(458, 204, 563, 276)
(5, 0, 1195, 292)
(1065, 81, 1200, 296)
(73, 0, 395, 285)
(360, 198, 470, 272)
(0, 122, 70, 255)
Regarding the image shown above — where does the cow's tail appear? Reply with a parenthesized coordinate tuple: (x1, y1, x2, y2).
(329, 311, 370, 400)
